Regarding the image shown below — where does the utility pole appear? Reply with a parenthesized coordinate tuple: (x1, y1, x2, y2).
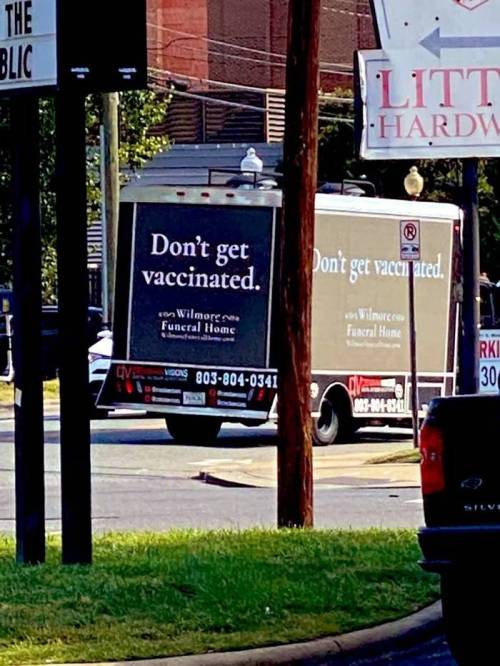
(101, 92, 120, 327)
(460, 158, 480, 395)
(277, 0, 320, 528)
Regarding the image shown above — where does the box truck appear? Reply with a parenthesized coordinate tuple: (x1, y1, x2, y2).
(97, 185, 461, 444)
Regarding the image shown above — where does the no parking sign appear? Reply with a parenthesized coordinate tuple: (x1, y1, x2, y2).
(400, 219, 421, 261)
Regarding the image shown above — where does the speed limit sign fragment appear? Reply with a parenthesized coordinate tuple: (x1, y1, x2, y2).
(400, 219, 421, 261)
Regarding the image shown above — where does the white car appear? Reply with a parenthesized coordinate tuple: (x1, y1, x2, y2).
(88, 331, 112, 417)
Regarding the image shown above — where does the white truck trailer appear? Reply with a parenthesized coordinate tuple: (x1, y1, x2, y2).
(97, 186, 461, 444)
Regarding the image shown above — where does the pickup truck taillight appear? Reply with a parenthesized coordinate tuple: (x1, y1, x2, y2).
(419, 422, 445, 495)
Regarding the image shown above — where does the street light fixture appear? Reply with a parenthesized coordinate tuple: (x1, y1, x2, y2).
(404, 166, 424, 200)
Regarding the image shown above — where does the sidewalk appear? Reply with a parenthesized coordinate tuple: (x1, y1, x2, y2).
(197, 440, 421, 490)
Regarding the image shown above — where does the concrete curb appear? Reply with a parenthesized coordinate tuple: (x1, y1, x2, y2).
(46, 601, 442, 666)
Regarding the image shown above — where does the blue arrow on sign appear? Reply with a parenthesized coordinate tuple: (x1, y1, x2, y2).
(420, 27, 500, 58)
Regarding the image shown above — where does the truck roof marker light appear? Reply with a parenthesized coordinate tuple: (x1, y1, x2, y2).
(226, 193, 235, 198)
(201, 192, 210, 198)
(176, 191, 186, 197)
(419, 422, 445, 495)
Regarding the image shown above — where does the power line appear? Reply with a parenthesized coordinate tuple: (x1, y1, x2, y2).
(146, 23, 353, 72)
(148, 66, 354, 104)
(148, 39, 353, 76)
(148, 77, 354, 125)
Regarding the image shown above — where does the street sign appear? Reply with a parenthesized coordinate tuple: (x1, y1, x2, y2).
(0, 0, 147, 95)
(479, 329, 500, 393)
(400, 219, 421, 261)
(357, 48, 500, 159)
(0, 0, 57, 92)
(371, 0, 499, 55)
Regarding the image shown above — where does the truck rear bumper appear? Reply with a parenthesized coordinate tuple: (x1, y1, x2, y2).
(419, 525, 500, 573)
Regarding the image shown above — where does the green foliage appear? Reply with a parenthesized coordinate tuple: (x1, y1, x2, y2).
(0, 529, 438, 665)
(319, 94, 500, 280)
(0, 90, 171, 299)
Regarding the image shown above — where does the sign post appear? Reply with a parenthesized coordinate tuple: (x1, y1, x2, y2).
(0, 0, 148, 564)
(358, 0, 496, 395)
(400, 219, 421, 448)
(11, 96, 45, 565)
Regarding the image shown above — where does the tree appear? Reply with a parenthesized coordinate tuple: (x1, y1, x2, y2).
(0, 90, 171, 301)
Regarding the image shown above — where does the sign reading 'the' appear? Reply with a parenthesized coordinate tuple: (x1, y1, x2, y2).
(0, 0, 57, 91)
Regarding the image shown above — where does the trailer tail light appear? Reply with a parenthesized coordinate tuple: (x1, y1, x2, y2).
(256, 388, 266, 402)
(419, 422, 445, 495)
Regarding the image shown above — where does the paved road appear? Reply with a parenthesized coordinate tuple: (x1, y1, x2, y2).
(346, 637, 456, 665)
(0, 415, 424, 533)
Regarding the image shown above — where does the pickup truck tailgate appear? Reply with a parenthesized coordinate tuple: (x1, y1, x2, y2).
(423, 395, 500, 527)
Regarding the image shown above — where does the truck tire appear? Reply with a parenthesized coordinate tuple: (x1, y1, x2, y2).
(313, 397, 340, 446)
(166, 415, 222, 444)
(441, 569, 497, 665)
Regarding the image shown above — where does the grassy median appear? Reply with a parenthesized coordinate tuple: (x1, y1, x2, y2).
(0, 529, 438, 665)
(0, 380, 59, 406)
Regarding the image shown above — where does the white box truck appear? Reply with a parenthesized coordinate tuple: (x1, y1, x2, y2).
(97, 186, 461, 444)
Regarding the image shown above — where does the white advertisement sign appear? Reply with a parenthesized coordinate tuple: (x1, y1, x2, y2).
(371, 0, 500, 56)
(358, 48, 500, 160)
(0, 0, 56, 91)
(479, 329, 500, 394)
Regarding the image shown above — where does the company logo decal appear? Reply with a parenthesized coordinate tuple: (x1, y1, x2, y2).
(460, 476, 484, 490)
(454, 0, 491, 10)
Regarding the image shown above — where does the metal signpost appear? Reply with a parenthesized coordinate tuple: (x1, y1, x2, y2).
(359, 0, 494, 393)
(400, 219, 421, 448)
(2, 0, 147, 564)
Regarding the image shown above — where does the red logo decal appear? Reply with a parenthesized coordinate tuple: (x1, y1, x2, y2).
(455, 0, 490, 10)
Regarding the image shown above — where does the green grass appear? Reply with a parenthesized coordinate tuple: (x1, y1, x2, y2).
(367, 450, 421, 465)
(0, 530, 438, 665)
(0, 380, 59, 406)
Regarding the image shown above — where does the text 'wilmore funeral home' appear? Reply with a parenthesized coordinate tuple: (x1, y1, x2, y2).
(0, 0, 56, 89)
(359, 51, 500, 159)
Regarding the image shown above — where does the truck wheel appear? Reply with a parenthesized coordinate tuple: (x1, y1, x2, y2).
(441, 569, 497, 665)
(166, 415, 222, 443)
(313, 397, 340, 446)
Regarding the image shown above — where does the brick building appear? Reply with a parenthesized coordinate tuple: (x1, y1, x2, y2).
(147, 0, 376, 143)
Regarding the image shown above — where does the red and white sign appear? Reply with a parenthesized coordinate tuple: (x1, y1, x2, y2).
(479, 329, 500, 393)
(358, 49, 500, 160)
(371, 0, 499, 54)
(400, 219, 421, 261)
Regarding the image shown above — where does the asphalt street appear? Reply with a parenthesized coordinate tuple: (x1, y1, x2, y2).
(0, 414, 425, 533)
(345, 637, 456, 665)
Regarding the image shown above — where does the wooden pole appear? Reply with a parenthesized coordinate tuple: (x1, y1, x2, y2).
(277, 0, 320, 528)
(102, 92, 120, 327)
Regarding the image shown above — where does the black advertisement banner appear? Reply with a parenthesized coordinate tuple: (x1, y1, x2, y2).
(128, 203, 276, 368)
